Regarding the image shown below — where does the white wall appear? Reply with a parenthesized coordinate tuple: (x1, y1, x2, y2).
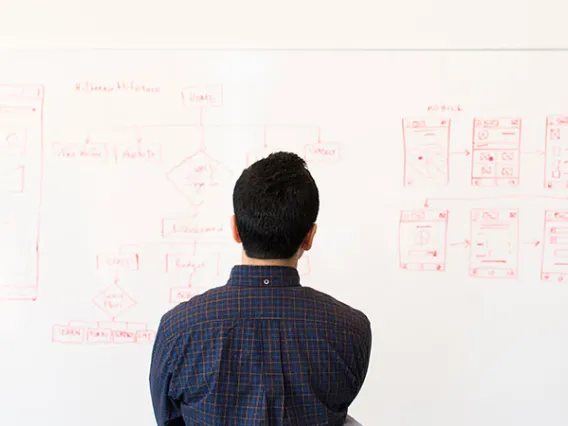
(1, 0, 568, 49)
(1, 3, 567, 426)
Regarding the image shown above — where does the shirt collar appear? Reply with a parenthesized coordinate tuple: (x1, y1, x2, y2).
(227, 265, 301, 288)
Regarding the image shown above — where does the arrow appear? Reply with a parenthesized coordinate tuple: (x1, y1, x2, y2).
(451, 149, 470, 156)
(522, 240, 540, 247)
(450, 239, 470, 248)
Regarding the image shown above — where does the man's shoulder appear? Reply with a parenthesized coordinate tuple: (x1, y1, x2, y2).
(158, 285, 229, 336)
(158, 282, 371, 341)
(302, 286, 371, 338)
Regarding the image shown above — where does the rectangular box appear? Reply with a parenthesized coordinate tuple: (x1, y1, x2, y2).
(304, 142, 341, 162)
(136, 330, 156, 343)
(169, 287, 194, 303)
(541, 210, 568, 282)
(165, 251, 220, 276)
(544, 116, 568, 188)
(181, 85, 223, 107)
(471, 118, 521, 186)
(402, 118, 451, 187)
(86, 328, 113, 344)
(469, 209, 519, 278)
(112, 330, 137, 344)
(52, 142, 108, 160)
(161, 217, 225, 240)
(96, 252, 139, 271)
(115, 142, 162, 163)
(52, 325, 85, 344)
(399, 210, 448, 271)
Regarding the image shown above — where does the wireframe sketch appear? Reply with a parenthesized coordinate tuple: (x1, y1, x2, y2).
(402, 118, 451, 187)
(469, 208, 519, 278)
(471, 118, 521, 187)
(399, 209, 448, 271)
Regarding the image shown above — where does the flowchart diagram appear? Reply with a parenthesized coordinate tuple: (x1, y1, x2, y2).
(400, 114, 568, 281)
(48, 84, 339, 345)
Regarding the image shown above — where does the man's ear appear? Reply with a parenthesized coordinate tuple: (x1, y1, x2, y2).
(230, 215, 242, 243)
(300, 223, 317, 252)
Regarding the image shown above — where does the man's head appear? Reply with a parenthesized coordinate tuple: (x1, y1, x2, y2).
(231, 151, 319, 262)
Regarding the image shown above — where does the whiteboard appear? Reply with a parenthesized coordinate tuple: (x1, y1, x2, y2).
(2, 49, 568, 426)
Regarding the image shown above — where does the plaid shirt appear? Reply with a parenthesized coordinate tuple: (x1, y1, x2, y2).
(149, 265, 372, 426)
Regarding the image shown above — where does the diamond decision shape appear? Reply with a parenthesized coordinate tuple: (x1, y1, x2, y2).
(93, 283, 136, 319)
(167, 151, 231, 204)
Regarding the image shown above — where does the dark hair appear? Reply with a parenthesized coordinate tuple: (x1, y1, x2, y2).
(233, 151, 320, 259)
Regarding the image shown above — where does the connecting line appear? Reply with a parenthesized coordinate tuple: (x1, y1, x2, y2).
(316, 127, 322, 144)
(198, 117, 206, 151)
(449, 240, 470, 248)
(424, 194, 568, 207)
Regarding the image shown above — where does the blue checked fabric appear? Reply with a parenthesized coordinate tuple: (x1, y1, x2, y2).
(150, 265, 372, 426)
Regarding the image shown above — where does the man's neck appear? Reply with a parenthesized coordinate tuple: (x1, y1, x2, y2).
(241, 253, 298, 268)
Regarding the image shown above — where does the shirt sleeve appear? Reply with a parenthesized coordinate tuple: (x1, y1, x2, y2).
(149, 315, 184, 426)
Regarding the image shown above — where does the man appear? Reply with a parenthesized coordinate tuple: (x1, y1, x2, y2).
(150, 151, 372, 425)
